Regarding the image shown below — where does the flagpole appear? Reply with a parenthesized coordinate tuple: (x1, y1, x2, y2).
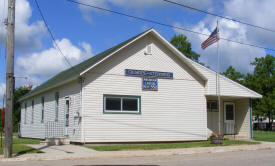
(217, 19, 221, 135)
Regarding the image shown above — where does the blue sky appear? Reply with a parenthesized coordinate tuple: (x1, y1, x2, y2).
(0, 0, 275, 101)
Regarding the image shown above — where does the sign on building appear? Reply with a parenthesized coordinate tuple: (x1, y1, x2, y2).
(142, 77, 158, 91)
(125, 69, 173, 79)
(125, 69, 173, 91)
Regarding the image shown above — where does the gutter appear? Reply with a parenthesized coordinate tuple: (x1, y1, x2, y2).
(19, 76, 79, 102)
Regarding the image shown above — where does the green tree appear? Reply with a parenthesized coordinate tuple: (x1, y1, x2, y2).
(0, 86, 31, 133)
(170, 34, 200, 62)
(245, 55, 275, 130)
(13, 86, 32, 132)
(222, 65, 244, 84)
(0, 108, 3, 134)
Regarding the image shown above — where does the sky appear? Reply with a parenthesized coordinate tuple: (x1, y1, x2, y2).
(0, 0, 275, 105)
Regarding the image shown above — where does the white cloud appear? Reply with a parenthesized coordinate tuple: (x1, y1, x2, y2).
(0, 83, 5, 107)
(77, 0, 213, 23)
(223, 0, 275, 46)
(174, 20, 266, 73)
(0, 0, 46, 53)
(173, 0, 274, 74)
(16, 38, 93, 86)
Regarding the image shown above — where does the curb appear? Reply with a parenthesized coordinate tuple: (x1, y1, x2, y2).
(1, 144, 275, 162)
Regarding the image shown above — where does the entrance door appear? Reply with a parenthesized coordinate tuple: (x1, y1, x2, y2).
(224, 102, 235, 135)
(65, 98, 70, 136)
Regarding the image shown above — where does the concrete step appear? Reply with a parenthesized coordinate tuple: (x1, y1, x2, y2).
(224, 135, 250, 141)
(41, 138, 70, 146)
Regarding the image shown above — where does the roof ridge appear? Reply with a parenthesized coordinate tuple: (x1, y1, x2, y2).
(20, 29, 153, 101)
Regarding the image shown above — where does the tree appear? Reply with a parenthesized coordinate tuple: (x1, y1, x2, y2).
(13, 86, 32, 132)
(244, 55, 275, 130)
(0, 86, 31, 132)
(222, 66, 244, 84)
(170, 34, 200, 62)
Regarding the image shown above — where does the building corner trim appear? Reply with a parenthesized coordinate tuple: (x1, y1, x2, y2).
(249, 98, 253, 139)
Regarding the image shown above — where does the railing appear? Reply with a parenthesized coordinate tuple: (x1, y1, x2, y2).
(224, 122, 236, 135)
(45, 121, 65, 138)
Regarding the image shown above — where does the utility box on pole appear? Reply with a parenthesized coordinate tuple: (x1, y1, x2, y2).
(4, 0, 15, 158)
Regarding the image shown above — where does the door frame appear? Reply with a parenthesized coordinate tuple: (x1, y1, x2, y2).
(223, 102, 236, 135)
(65, 96, 70, 136)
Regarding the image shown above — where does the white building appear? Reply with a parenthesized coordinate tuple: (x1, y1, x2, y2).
(19, 29, 262, 143)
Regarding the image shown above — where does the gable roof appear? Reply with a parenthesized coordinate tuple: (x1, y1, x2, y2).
(19, 29, 152, 101)
(20, 28, 207, 102)
(19, 28, 261, 101)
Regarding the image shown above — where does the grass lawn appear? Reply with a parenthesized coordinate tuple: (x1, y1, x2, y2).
(253, 130, 275, 142)
(0, 137, 42, 155)
(86, 140, 259, 151)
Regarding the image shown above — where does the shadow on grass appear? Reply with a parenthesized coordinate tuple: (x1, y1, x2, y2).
(14, 144, 74, 157)
(14, 148, 43, 157)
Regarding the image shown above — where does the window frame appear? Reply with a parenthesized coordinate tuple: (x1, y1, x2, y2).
(207, 100, 218, 112)
(55, 92, 59, 122)
(41, 96, 44, 123)
(24, 102, 27, 124)
(31, 100, 34, 124)
(103, 94, 141, 114)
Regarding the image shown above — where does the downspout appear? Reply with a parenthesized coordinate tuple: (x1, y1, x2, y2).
(249, 98, 253, 139)
(80, 77, 85, 144)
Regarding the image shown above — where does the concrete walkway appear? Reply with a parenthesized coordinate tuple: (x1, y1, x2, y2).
(1, 141, 275, 161)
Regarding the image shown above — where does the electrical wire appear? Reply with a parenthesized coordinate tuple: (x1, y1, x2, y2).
(34, 0, 79, 74)
(163, 0, 275, 33)
(67, 0, 275, 52)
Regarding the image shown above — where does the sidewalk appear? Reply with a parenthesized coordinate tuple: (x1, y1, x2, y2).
(1, 141, 275, 162)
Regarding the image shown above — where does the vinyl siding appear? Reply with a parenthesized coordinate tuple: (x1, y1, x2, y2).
(82, 34, 207, 142)
(190, 61, 261, 98)
(206, 97, 250, 138)
(20, 80, 82, 141)
(235, 98, 250, 138)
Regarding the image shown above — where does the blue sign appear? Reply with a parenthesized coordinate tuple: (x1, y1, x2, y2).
(142, 78, 158, 91)
(125, 69, 173, 79)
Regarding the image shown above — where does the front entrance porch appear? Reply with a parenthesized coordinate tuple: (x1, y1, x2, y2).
(207, 97, 252, 139)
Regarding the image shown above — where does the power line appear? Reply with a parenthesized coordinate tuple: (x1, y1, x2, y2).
(67, 0, 275, 52)
(34, 0, 76, 70)
(163, 0, 275, 33)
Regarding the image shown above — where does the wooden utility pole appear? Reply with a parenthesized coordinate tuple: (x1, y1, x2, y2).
(4, 0, 15, 158)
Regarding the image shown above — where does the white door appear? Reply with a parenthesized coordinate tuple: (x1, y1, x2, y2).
(65, 99, 69, 136)
(224, 102, 235, 135)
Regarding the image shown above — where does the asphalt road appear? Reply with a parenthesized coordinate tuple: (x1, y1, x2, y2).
(1, 149, 275, 166)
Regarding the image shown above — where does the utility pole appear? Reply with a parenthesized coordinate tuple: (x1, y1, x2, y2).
(4, 0, 15, 158)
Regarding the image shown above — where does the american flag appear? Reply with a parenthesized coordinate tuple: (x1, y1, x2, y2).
(201, 27, 219, 49)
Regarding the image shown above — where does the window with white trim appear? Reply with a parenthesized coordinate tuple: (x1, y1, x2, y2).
(31, 100, 34, 124)
(24, 102, 27, 124)
(207, 100, 218, 112)
(55, 92, 59, 122)
(104, 95, 141, 114)
(41, 97, 44, 123)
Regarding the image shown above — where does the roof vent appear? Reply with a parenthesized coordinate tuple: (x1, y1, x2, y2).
(145, 45, 152, 55)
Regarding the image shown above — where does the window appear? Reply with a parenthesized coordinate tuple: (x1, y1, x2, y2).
(24, 103, 27, 124)
(207, 100, 218, 112)
(104, 95, 141, 114)
(147, 45, 152, 54)
(41, 97, 44, 123)
(65, 99, 69, 127)
(31, 100, 34, 124)
(55, 92, 59, 122)
(225, 105, 234, 120)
